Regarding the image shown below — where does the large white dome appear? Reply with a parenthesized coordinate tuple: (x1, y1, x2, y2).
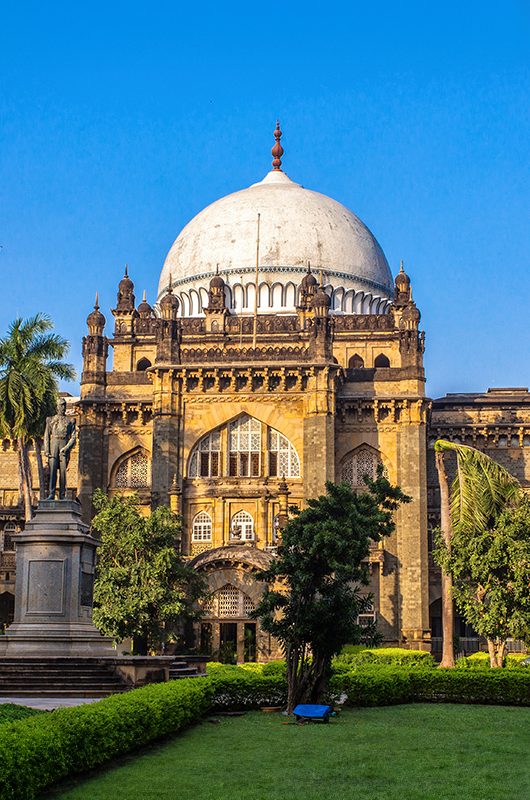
(158, 169, 393, 316)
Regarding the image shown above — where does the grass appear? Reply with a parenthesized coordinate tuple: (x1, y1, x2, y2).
(47, 704, 530, 800)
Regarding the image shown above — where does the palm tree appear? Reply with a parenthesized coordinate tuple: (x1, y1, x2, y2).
(434, 439, 520, 667)
(0, 315, 75, 520)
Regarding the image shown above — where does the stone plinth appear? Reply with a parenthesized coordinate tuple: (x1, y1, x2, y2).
(0, 500, 114, 656)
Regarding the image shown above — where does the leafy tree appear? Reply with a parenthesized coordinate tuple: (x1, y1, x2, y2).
(0, 314, 75, 519)
(255, 472, 410, 711)
(435, 496, 530, 667)
(92, 490, 204, 654)
(434, 439, 521, 667)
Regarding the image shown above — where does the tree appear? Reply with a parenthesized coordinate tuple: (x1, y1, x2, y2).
(434, 439, 521, 667)
(92, 490, 204, 654)
(435, 496, 530, 667)
(0, 314, 75, 519)
(255, 472, 410, 712)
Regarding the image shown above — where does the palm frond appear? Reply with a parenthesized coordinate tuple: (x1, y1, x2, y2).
(435, 439, 521, 535)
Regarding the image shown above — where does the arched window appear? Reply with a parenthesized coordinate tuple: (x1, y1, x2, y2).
(230, 510, 254, 541)
(114, 451, 150, 488)
(349, 354, 364, 369)
(229, 416, 261, 477)
(202, 584, 255, 618)
(341, 447, 380, 489)
(1, 522, 16, 552)
(136, 357, 152, 371)
(192, 511, 213, 542)
(189, 430, 221, 478)
(269, 430, 300, 477)
(374, 353, 390, 368)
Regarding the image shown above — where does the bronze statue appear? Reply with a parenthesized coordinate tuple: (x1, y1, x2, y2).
(43, 398, 76, 500)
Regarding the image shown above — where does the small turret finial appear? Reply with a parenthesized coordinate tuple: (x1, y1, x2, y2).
(94, 291, 99, 309)
(400, 259, 405, 273)
(125, 264, 129, 277)
(216, 263, 220, 275)
(168, 273, 173, 293)
(307, 261, 311, 273)
(142, 289, 147, 302)
(271, 120, 284, 170)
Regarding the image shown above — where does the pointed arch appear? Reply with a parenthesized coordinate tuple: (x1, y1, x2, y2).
(340, 444, 381, 489)
(111, 447, 151, 489)
(348, 353, 365, 369)
(374, 353, 391, 368)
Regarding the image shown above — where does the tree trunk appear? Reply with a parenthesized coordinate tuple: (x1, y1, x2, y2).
(17, 437, 33, 522)
(34, 438, 46, 500)
(435, 450, 454, 668)
(487, 638, 506, 668)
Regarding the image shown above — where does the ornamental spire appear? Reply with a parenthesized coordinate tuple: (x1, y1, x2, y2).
(271, 120, 284, 170)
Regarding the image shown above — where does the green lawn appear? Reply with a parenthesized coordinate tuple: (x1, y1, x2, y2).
(48, 704, 530, 800)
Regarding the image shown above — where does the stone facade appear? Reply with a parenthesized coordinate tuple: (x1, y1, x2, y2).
(1, 149, 527, 661)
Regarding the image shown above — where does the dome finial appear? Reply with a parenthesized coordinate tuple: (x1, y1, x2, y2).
(400, 259, 405, 273)
(94, 291, 99, 309)
(125, 263, 129, 277)
(271, 120, 284, 171)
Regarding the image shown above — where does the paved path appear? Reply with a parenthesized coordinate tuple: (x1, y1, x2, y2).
(0, 696, 102, 710)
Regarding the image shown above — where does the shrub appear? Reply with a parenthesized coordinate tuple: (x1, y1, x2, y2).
(334, 647, 435, 670)
(0, 678, 213, 800)
(208, 667, 287, 710)
(331, 667, 415, 706)
(331, 666, 530, 707)
(0, 705, 42, 726)
(455, 651, 529, 670)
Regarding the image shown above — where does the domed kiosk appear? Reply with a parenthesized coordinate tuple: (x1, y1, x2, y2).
(158, 123, 393, 316)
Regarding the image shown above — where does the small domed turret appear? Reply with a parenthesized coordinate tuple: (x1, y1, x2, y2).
(160, 276, 180, 320)
(312, 287, 331, 309)
(87, 293, 105, 334)
(210, 265, 225, 291)
(116, 265, 135, 313)
(301, 265, 318, 290)
(394, 260, 411, 305)
(137, 290, 153, 318)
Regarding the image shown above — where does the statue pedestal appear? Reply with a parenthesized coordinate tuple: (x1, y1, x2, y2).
(0, 500, 114, 656)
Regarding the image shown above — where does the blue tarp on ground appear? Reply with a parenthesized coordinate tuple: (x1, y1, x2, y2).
(293, 704, 333, 721)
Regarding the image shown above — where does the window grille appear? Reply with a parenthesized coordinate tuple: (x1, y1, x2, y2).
(269, 430, 300, 477)
(201, 584, 255, 618)
(228, 416, 261, 477)
(230, 510, 254, 541)
(1, 522, 16, 552)
(192, 511, 213, 541)
(189, 430, 221, 477)
(115, 452, 150, 488)
(342, 447, 379, 489)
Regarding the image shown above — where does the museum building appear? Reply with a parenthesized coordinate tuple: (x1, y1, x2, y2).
(1, 126, 530, 660)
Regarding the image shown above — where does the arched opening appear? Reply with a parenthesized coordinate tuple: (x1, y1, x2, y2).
(348, 354, 364, 369)
(341, 445, 381, 490)
(113, 449, 151, 489)
(230, 510, 254, 541)
(136, 357, 152, 372)
(374, 353, 391, 368)
(192, 511, 213, 542)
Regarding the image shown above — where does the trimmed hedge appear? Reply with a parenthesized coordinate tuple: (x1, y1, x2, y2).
(209, 668, 287, 710)
(334, 647, 436, 669)
(0, 678, 213, 800)
(455, 652, 529, 670)
(331, 666, 530, 707)
(0, 705, 42, 726)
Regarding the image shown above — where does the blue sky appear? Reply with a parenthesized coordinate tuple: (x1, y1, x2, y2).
(1, 1, 529, 398)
